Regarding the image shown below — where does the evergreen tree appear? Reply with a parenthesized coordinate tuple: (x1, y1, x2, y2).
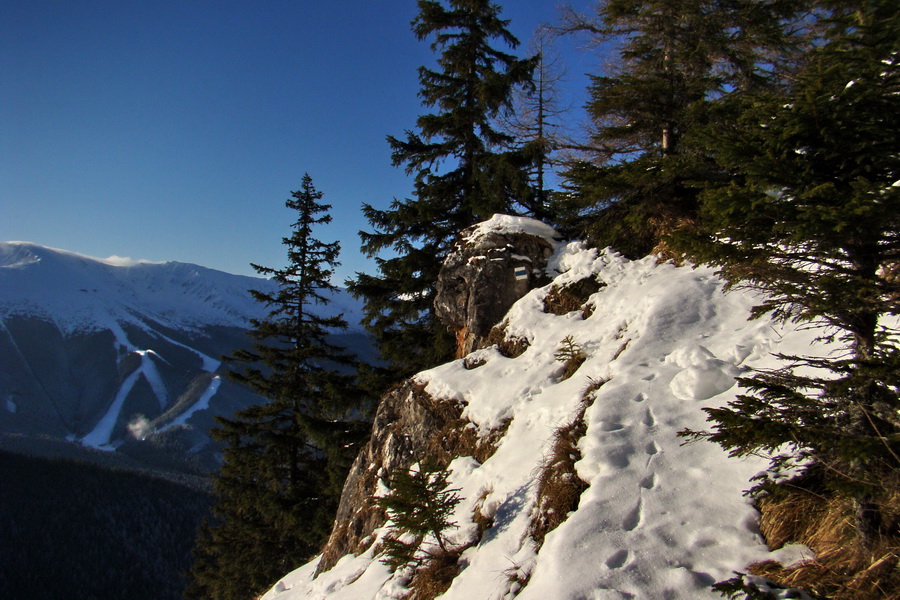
(348, 0, 537, 380)
(677, 0, 900, 542)
(376, 459, 461, 571)
(187, 174, 364, 600)
(557, 0, 802, 256)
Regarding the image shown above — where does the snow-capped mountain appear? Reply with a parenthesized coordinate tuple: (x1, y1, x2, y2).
(0, 241, 367, 468)
(260, 232, 839, 600)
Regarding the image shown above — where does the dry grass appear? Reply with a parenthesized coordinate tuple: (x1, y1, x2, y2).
(485, 324, 530, 358)
(472, 487, 495, 533)
(502, 562, 532, 598)
(542, 277, 604, 316)
(403, 547, 464, 600)
(528, 383, 604, 548)
(416, 393, 511, 466)
(748, 476, 900, 599)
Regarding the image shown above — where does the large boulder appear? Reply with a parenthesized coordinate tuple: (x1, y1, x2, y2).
(434, 215, 559, 358)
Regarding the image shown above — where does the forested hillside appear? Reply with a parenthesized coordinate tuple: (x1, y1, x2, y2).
(0, 449, 212, 600)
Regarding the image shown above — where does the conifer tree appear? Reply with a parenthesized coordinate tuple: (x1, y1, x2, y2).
(187, 174, 364, 600)
(348, 0, 537, 380)
(557, 0, 802, 255)
(678, 0, 900, 542)
(376, 459, 461, 571)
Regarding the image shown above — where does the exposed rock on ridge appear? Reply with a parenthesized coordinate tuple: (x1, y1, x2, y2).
(316, 380, 506, 574)
(317, 216, 557, 575)
(435, 215, 558, 358)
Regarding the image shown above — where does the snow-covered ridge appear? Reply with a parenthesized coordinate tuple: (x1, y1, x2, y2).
(0, 241, 363, 333)
(262, 243, 829, 600)
(463, 214, 560, 245)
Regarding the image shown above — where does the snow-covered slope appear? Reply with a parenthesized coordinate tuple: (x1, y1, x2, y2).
(0, 241, 366, 463)
(0, 241, 362, 333)
(262, 242, 827, 600)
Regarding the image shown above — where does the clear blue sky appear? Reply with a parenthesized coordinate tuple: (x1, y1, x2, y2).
(1, 0, 594, 283)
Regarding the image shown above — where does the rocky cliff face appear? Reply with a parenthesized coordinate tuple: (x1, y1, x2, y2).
(316, 380, 507, 574)
(434, 216, 558, 358)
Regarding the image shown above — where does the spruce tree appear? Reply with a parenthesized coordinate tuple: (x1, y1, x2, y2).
(348, 0, 537, 380)
(376, 459, 461, 570)
(677, 0, 900, 542)
(187, 174, 364, 600)
(557, 0, 802, 256)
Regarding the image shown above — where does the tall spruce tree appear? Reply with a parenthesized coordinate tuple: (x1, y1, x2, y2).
(677, 0, 900, 543)
(557, 0, 802, 256)
(348, 0, 537, 380)
(187, 174, 363, 600)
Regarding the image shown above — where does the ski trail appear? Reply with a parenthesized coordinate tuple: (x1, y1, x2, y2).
(149, 327, 221, 372)
(140, 351, 169, 409)
(81, 368, 142, 449)
(159, 375, 221, 431)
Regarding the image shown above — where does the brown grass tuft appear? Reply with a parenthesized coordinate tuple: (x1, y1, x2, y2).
(542, 277, 604, 316)
(502, 562, 532, 598)
(485, 324, 530, 358)
(528, 388, 600, 547)
(472, 487, 495, 533)
(415, 393, 511, 466)
(748, 476, 900, 599)
(405, 547, 464, 600)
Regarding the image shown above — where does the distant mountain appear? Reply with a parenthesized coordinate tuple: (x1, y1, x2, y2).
(0, 241, 370, 471)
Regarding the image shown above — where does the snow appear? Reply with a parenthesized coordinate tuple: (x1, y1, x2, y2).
(464, 215, 560, 245)
(80, 364, 144, 449)
(160, 375, 222, 431)
(79, 350, 174, 449)
(260, 243, 836, 600)
(0, 241, 365, 334)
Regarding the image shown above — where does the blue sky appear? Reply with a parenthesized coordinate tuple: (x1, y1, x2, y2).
(1, 0, 594, 283)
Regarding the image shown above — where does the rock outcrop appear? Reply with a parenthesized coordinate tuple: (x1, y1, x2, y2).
(315, 380, 506, 574)
(315, 216, 555, 575)
(434, 215, 558, 358)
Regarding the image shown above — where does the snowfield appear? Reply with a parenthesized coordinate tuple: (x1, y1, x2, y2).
(0, 241, 363, 334)
(263, 238, 827, 600)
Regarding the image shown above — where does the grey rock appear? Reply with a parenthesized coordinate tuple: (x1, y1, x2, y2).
(434, 227, 555, 358)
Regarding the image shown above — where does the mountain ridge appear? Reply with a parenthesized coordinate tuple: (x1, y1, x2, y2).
(0, 241, 369, 465)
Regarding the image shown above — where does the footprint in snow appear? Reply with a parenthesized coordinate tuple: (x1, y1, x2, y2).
(622, 498, 643, 531)
(599, 420, 627, 432)
(605, 548, 631, 569)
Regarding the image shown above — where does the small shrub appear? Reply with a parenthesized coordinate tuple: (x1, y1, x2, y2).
(554, 336, 586, 380)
